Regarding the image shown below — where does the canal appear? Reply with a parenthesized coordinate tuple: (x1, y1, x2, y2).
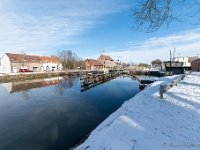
(0, 75, 140, 150)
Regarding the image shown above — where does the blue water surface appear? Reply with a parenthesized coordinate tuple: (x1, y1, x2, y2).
(0, 76, 140, 150)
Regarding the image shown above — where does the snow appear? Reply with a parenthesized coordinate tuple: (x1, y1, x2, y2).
(75, 72, 200, 150)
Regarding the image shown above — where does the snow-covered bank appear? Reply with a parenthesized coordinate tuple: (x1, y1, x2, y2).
(75, 72, 200, 150)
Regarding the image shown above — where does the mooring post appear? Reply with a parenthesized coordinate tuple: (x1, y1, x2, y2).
(160, 85, 164, 99)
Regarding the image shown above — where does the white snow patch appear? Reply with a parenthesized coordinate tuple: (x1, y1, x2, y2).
(75, 72, 200, 150)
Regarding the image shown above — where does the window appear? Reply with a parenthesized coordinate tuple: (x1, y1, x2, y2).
(32, 59, 35, 62)
(14, 58, 18, 62)
(46, 60, 49, 63)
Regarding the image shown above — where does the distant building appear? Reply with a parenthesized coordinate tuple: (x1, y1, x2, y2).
(85, 59, 103, 70)
(173, 56, 198, 69)
(40, 56, 62, 72)
(191, 58, 200, 71)
(163, 61, 184, 75)
(0, 53, 62, 73)
(97, 55, 117, 71)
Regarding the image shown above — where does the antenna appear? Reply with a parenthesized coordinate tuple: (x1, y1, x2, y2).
(173, 48, 176, 60)
(169, 49, 172, 60)
(169, 49, 172, 66)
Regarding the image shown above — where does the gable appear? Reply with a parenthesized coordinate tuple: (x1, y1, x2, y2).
(87, 59, 102, 66)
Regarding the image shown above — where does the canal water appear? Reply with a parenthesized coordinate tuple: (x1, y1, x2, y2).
(0, 76, 140, 150)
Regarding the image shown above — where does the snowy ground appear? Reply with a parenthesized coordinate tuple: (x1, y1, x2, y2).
(75, 72, 200, 150)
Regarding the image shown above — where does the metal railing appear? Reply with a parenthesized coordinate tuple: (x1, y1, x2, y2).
(159, 74, 186, 99)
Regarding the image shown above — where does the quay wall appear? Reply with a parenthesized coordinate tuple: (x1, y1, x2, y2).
(0, 72, 67, 83)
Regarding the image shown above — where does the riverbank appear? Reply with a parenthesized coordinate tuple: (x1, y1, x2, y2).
(75, 72, 200, 150)
(0, 70, 103, 83)
(0, 71, 67, 83)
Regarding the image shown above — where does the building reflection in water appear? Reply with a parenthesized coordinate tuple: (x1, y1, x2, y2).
(2, 76, 79, 100)
(2, 77, 63, 93)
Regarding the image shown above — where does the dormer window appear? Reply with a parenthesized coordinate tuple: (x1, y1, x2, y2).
(14, 58, 17, 62)
(46, 60, 48, 63)
(32, 59, 35, 62)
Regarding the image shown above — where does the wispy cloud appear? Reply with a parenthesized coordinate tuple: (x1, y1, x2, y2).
(106, 29, 200, 63)
(0, 0, 129, 56)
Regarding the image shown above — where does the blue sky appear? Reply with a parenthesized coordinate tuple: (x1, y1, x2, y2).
(0, 0, 199, 64)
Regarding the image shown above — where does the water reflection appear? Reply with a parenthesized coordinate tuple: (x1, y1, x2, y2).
(1, 77, 80, 100)
(0, 76, 140, 150)
(2, 77, 63, 93)
(56, 76, 78, 95)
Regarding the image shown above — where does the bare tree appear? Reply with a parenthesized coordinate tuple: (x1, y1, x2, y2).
(151, 59, 162, 67)
(131, 0, 200, 32)
(20, 50, 26, 72)
(138, 63, 150, 68)
(57, 50, 84, 70)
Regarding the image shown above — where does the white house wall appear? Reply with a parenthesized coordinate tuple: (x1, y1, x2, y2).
(43, 63, 62, 71)
(174, 57, 190, 67)
(0, 54, 11, 73)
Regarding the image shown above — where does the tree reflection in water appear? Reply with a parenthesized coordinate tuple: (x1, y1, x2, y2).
(21, 89, 30, 101)
(56, 76, 78, 95)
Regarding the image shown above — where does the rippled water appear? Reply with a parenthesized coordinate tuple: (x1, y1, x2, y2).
(0, 76, 140, 150)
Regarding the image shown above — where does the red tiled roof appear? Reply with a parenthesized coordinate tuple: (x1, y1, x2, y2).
(6, 53, 41, 63)
(87, 59, 103, 66)
(40, 56, 58, 63)
(6, 53, 58, 63)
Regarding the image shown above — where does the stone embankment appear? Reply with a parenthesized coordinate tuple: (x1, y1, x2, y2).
(0, 71, 68, 83)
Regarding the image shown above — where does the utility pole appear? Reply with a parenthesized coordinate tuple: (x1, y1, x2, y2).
(173, 48, 176, 60)
(169, 49, 172, 66)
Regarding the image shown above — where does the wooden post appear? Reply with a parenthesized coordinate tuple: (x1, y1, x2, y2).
(160, 85, 164, 99)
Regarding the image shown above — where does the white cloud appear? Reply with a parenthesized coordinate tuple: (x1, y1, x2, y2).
(106, 29, 200, 64)
(0, 0, 129, 57)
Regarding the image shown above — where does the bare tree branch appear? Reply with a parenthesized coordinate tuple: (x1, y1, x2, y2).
(131, 0, 200, 32)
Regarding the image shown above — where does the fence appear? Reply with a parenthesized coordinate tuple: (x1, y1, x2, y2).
(159, 74, 186, 99)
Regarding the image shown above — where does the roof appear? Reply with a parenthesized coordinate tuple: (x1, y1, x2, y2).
(191, 58, 200, 63)
(5, 53, 58, 63)
(86, 59, 103, 66)
(189, 56, 198, 63)
(99, 55, 114, 61)
(40, 56, 58, 63)
(6, 53, 41, 63)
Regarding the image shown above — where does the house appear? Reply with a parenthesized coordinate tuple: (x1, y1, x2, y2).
(0, 53, 43, 73)
(40, 56, 62, 71)
(173, 56, 198, 70)
(85, 59, 103, 70)
(191, 58, 200, 71)
(0, 53, 62, 73)
(97, 55, 117, 71)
